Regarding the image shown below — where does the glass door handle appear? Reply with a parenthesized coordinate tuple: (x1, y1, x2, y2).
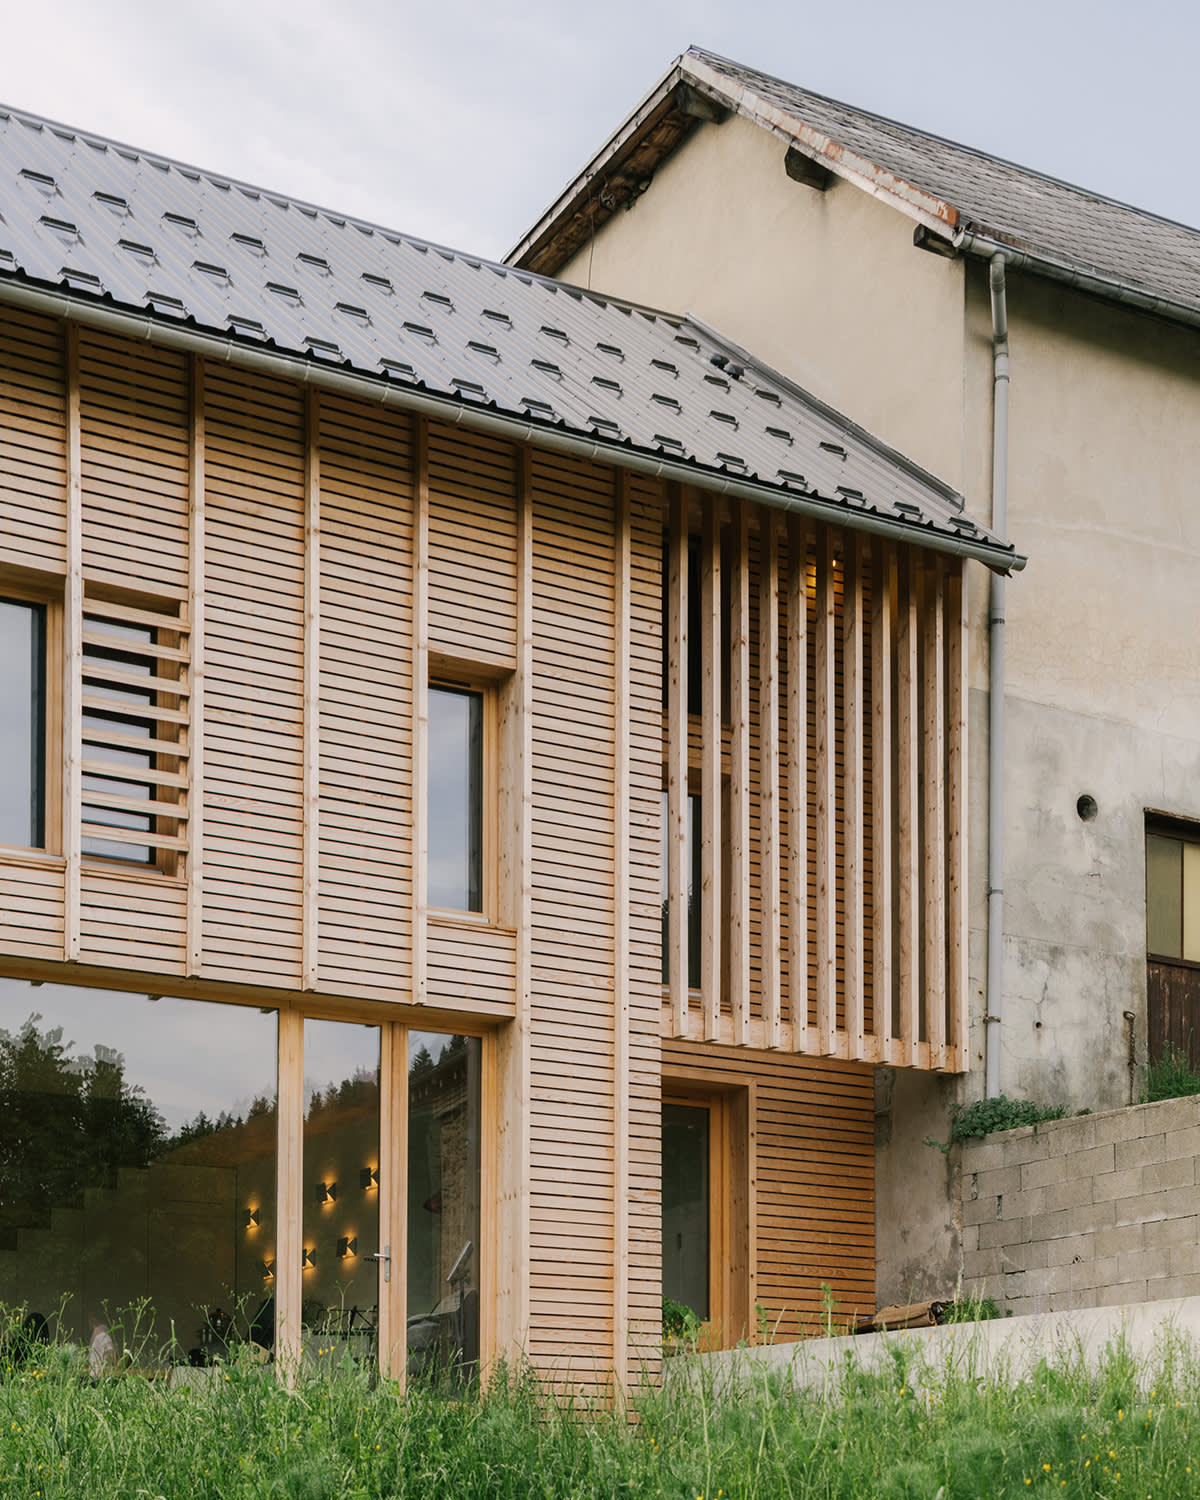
(365, 1245, 391, 1283)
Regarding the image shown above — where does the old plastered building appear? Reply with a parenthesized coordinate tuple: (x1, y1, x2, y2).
(509, 47, 1200, 1300)
(0, 101, 1020, 1379)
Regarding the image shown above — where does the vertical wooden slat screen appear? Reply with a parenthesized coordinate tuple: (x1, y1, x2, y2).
(700, 498, 722, 1042)
(666, 483, 688, 1039)
(612, 469, 631, 1388)
(411, 418, 429, 1005)
(871, 538, 894, 1061)
(730, 499, 751, 1045)
(759, 512, 781, 1048)
(842, 531, 865, 1060)
(946, 561, 969, 1070)
(63, 323, 82, 962)
(923, 557, 947, 1070)
(814, 525, 837, 1056)
(186, 356, 205, 974)
(302, 388, 321, 990)
(787, 514, 809, 1052)
(896, 550, 920, 1068)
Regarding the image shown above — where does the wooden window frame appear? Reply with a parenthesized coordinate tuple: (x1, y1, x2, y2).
(427, 665, 500, 925)
(0, 566, 63, 858)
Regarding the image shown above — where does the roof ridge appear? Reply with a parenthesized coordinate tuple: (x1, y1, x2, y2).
(684, 46, 1200, 239)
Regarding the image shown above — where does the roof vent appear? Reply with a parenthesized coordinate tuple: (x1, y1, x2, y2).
(836, 486, 864, 501)
(948, 515, 977, 533)
(59, 267, 102, 292)
(540, 325, 568, 343)
(591, 375, 622, 394)
(766, 426, 792, 444)
(651, 393, 682, 412)
(422, 290, 454, 310)
(402, 321, 436, 342)
(482, 309, 512, 327)
(588, 415, 622, 437)
(452, 378, 488, 400)
(231, 232, 267, 254)
(19, 168, 56, 194)
(297, 251, 331, 272)
(531, 358, 562, 377)
(755, 388, 782, 405)
(818, 440, 847, 458)
(335, 302, 370, 321)
(777, 469, 808, 488)
(710, 410, 737, 427)
(521, 397, 557, 419)
(39, 216, 79, 240)
(653, 434, 685, 455)
(228, 315, 267, 340)
(717, 452, 747, 471)
(651, 358, 678, 376)
(467, 340, 500, 359)
(379, 357, 417, 381)
(596, 341, 624, 359)
(674, 334, 701, 350)
(361, 272, 393, 292)
(118, 238, 156, 262)
(266, 281, 301, 302)
(704, 374, 730, 391)
(193, 260, 230, 282)
(144, 290, 187, 317)
(93, 191, 130, 215)
(164, 211, 199, 233)
(894, 501, 923, 517)
(304, 336, 342, 361)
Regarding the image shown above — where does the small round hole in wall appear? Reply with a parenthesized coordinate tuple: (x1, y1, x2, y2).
(1076, 793, 1098, 822)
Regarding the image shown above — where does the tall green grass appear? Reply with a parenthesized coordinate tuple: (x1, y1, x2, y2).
(2, 1316, 1200, 1497)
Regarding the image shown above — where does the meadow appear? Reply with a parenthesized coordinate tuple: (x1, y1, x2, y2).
(2, 1317, 1199, 1498)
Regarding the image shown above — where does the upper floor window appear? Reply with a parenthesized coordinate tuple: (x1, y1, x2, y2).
(0, 595, 47, 849)
(82, 616, 158, 864)
(428, 684, 483, 912)
(1147, 824, 1200, 962)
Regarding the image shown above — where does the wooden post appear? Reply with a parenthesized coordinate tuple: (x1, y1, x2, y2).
(729, 499, 751, 1046)
(376, 1022, 408, 1387)
(787, 515, 809, 1051)
(871, 538, 894, 1062)
(924, 556, 947, 1071)
(412, 418, 429, 1006)
(896, 549, 920, 1068)
(63, 323, 82, 963)
(274, 1007, 303, 1382)
(302, 387, 321, 990)
(759, 512, 781, 1048)
(814, 525, 837, 1055)
(947, 561, 969, 1071)
(612, 470, 631, 1390)
(700, 498, 722, 1042)
(185, 356, 206, 975)
(667, 484, 689, 1038)
(843, 531, 865, 1059)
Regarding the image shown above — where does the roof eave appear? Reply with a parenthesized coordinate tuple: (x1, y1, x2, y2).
(0, 274, 1024, 575)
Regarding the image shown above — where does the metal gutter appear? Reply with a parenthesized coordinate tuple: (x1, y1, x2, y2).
(0, 276, 1024, 574)
(984, 254, 1010, 1100)
(952, 227, 1200, 334)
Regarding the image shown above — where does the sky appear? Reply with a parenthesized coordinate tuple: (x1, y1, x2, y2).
(3, 0, 1198, 268)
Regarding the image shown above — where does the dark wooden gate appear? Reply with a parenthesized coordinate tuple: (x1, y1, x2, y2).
(1147, 958, 1200, 1067)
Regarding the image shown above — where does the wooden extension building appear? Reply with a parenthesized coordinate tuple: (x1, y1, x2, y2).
(0, 106, 1022, 1385)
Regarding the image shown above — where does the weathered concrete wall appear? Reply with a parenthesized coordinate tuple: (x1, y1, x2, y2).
(960, 1096, 1200, 1313)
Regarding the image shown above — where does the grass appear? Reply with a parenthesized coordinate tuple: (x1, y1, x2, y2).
(1140, 1045, 1200, 1103)
(2, 1316, 1200, 1497)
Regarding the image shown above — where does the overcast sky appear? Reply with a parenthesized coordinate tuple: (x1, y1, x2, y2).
(3, 0, 1197, 269)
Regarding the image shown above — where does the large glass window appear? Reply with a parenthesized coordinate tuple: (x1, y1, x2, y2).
(1147, 830, 1200, 961)
(0, 978, 277, 1365)
(661, 1101, 710, 1323)
(428, 685, 483, 912)
(301, 1020, 381, 1369)
(0, 597, 46, 849)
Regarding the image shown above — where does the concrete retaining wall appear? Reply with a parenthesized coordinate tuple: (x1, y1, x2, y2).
(959, 1095, 1200, 1314)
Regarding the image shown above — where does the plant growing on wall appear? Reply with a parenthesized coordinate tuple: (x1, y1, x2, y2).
(948, 1096, 1066, 1144)
(1139, 1045, 1200, 1103)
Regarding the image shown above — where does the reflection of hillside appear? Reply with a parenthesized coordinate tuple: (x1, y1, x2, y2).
(155, 1108, 277, 1168)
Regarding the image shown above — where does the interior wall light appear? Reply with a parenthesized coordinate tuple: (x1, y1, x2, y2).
(301, 1248, 317, 1269)
(317, 1181, 337, 1205)
(245, 1208, 260, 1230)
(337, 1236, 358, 1260)
(258, 1259, 275, 1280)
(360, 1167, 379, 1191)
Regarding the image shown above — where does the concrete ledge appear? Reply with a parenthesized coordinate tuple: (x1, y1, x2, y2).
(684, 1296, 1200, 1397)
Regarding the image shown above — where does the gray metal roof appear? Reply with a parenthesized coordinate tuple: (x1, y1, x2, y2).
(0, 100, 1020, 570)
(683, 49, 1200, 313)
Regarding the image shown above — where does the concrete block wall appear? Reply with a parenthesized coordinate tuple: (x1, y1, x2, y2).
(958, 1095, 1200, 1315)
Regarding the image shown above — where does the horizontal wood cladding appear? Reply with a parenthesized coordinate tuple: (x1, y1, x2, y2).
(0, 307, 67, 572)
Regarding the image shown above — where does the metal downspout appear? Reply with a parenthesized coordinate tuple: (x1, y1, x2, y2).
(985, 254, 1009, 1099)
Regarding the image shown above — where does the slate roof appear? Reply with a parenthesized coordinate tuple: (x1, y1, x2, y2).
(511, 47, 1200, 327)
(0, 100, 1020, 571)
